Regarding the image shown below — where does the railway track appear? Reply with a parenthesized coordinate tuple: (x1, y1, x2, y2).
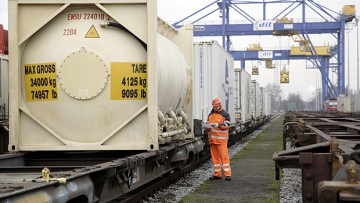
(114, 153, 211, 203)
(0, 139, 203, 203)
(0, 142, 210, 203)
(274, 111, 360, 203)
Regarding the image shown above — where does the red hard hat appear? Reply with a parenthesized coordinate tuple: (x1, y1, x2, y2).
(212, 98, 221, 107)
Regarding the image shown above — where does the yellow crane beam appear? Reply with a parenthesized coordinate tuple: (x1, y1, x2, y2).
(290, 46, 331, 56)
(247, 43, 263, 51)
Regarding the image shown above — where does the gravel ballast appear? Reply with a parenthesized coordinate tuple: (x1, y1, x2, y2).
(146, 115, 292, 203)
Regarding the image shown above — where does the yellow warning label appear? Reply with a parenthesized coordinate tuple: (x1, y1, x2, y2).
(24, 63, 59, 101)
(85, 25, 100, 38)
(111, 62, 147, 100)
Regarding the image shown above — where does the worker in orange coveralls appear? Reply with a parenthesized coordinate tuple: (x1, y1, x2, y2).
(207, 98, 232, 181)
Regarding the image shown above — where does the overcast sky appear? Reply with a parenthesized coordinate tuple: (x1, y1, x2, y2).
(0, 0, 359, 100)
(157, 0, 360, 101)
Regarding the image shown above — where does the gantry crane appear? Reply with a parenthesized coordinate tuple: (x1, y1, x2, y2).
(173, 0, 357, 104)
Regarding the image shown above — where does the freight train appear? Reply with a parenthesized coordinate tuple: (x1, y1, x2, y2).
(0, 1, 271, 202)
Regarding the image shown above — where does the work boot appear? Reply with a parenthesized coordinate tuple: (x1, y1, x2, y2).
(225, 176, 231, 181)
(209, 176, 222, 180)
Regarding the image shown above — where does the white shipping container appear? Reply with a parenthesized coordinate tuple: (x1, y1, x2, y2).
(351, 94, 360, 112)
(193, 41, 235, 123)
(260, 87, 266, 116)
(344, 97, 350, 112)
(337, 95, 351, 112)
(265, 93, 272, 116)
(343, 96, 351, 112)
(0, 55, 8, 118)
(234, 68, 251, 123)
(337, 96, 343, 112)
(251, 80, 261, 119)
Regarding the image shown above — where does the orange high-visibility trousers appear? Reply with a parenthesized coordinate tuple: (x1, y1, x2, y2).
(210, 143, 231, 177)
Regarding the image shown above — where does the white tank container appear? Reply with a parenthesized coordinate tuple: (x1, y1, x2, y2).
(158, 34, 189, 113)
(9, 2, 192, 151)
(193, 41, 235, 123)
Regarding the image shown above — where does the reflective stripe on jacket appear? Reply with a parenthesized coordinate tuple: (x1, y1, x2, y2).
(208, 107, 231, 144)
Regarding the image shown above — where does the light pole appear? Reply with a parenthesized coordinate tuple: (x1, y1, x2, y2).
(357, 16, 359, 94)
(347, 30, 350, 95)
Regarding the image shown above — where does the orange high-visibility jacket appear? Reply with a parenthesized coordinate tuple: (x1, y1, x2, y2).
(207, 107, 231, 144)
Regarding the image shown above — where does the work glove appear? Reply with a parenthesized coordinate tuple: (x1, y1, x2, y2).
(212, 123, 219, 128)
